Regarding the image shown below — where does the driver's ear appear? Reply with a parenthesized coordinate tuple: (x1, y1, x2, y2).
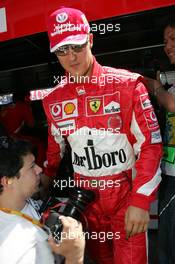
(89, 33, 93, 48)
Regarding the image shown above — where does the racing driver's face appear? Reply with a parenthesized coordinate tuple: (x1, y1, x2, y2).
(55, 34, 94, 81)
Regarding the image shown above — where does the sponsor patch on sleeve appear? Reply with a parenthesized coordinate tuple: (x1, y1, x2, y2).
(144, 109, 159, 130)
(151, 130, 162, 144)
(140, 94, 152, 110)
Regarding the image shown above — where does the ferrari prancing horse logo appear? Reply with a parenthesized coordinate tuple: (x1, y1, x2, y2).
(89, 99, 101, 113)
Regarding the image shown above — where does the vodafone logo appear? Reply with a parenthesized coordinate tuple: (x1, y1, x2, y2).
(150, 111, 157, 122)
(50, 103, 62, 120)
(52, 104, 61, 116)
(144, 109, 158, 130)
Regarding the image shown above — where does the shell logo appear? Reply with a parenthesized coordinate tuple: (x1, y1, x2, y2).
(64, 102, 76, 115)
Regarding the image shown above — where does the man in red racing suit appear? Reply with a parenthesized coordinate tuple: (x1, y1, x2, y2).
(41, 7, 162, 264)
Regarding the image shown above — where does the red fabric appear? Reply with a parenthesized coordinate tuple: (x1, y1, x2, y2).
(47, 7, 90, 52)
(42, 58, 162, 263)
(43, 58, 162, 209)
(84, 180, 147, 264)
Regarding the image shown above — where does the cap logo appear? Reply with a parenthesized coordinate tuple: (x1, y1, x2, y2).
(56, 12, 68, 23)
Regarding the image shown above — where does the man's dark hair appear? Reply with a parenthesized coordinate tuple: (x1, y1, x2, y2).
(164, 15, 175, 30)
(0, 138, 33, 193)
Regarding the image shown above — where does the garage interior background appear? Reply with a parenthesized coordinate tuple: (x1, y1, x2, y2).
(0, 6, 175, 95)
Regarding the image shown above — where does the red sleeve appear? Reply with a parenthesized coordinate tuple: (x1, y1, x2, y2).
(43, 119, 65, 177)
(129, 81, 162, 210)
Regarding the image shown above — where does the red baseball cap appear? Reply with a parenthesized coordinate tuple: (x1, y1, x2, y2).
(47, 7, 90, 53)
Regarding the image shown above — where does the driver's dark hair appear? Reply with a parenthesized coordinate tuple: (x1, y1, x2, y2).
(0, 138, 33, 194)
